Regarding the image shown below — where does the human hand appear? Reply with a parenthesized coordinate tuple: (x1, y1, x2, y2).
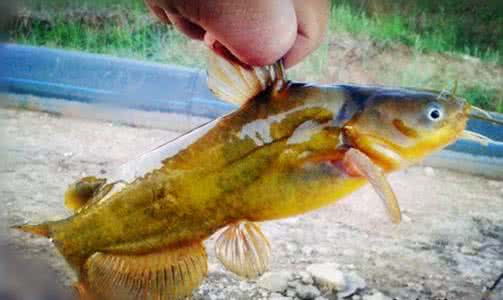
(144, 0, 329, 68)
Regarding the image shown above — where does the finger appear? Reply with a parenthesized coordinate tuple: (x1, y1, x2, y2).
(165, 12, 205, 40)
(144, 0, 170, 24)
(283, 0, 329, 68)
(151, 0, 298, 66)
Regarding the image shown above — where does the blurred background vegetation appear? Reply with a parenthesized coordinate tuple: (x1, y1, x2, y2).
(6, 0, 503, 112)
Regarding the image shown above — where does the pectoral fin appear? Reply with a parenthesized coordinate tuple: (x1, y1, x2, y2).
(343, 148, 402, 224)
(64, 176, 107, 212)
(215, 221, 271, 279)
(208, 50, 285, 106)
(84, 242, 208, 300)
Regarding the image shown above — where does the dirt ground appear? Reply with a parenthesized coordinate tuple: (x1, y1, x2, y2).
(1, 107, 503, 300)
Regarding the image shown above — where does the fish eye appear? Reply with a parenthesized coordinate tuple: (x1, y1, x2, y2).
(427, 106, 443, 121)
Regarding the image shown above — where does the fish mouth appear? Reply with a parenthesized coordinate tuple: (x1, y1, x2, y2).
(469, 106, 503, 125)
(460, 130, 501, 146)
(460, 105, 503, 146)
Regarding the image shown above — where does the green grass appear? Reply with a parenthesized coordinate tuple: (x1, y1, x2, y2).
(10, 0, 207, 68)
(12, 18, 206, 68)
(330, 3, 502, 64)
(463, 86, 502, 113)
(7, 0, 503, 112)
(12, 0, 503, 65)
(20, 0, 147, 11)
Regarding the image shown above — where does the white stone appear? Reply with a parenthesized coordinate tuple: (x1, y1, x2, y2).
(302, 246, 316, 256)
(279, 217, 301, 224)
(362, 292, 391, 300)
(424, 167, 435, 176)
(257, 272, 292, 293)
(460, 245, 477, 256)
(288, 280, 301, 289)
(207, 263, 219, 273)
(299, 271, 314, 285)
(239, 281, 252, 291)
(286, 288, 297, 297)
(307, 263, 346, 291)
(338, 272, 366, 298)
(296, 284, 320, 300)
(487, 180, 500, 188)
(402, 213, 412, 223)
(286, 243, 299, 253)
(470, 241, 482, 250)
(269, 292, 291, 300)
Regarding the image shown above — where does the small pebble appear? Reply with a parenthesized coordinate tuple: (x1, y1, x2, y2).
(470, 241, 482, 250)
(424, 167, 435, 176)
(487, 180, 500, 188)
(296, 284, 320, 300)
(280, 217, 300, 224)
(307, 263, 346, 291)
(286, 243, 299, 253)
(339, 272, 366, 298)
(299, 271, 314, 285)
(286, 288, 297, 298)
(269, 292, 291, 300)
(207, 263, 219, 273)
(402, 213, 412, 223)
(288, 280, 301, 289)
(302, 246, 315, 256)
(257, 271, 291, 293)
(460, 245, 478, 256)
(239, 281, 252, 291)
(362, 292, 391, 300)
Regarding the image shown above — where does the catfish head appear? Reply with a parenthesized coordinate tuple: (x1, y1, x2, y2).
(342, 87, 470, 171)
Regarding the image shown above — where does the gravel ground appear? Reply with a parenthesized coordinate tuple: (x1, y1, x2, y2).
(1, 107, 503, 300)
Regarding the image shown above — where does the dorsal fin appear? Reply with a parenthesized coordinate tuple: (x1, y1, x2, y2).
(207, 51, 286, 106)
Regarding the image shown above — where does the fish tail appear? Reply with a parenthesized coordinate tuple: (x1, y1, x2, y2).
(12, 222, 51, 238)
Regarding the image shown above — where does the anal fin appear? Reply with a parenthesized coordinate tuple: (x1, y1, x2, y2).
(215, 221, 271, 279)
(84, 242, 208, 300)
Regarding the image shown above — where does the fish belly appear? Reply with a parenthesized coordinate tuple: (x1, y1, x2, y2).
(241, 171, 367, 221)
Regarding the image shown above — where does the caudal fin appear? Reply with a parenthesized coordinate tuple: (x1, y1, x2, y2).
(12, 223, 51, 238)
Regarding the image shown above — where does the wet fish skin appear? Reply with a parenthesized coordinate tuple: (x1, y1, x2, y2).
(15, 54, 472, 299)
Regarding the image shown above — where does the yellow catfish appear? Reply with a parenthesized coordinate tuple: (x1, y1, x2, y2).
(15, 53, 499, 300)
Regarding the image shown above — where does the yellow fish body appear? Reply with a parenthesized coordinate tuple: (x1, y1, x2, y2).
(16, 53, 481, 300)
